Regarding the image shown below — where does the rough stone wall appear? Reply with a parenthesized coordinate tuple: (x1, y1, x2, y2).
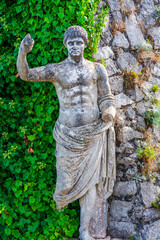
(95, 0, 160, 239)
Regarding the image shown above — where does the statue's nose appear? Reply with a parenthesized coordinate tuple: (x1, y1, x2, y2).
(73, 43, 78, 49)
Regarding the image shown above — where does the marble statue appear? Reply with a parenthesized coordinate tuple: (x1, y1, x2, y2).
(17, 26, 116, 240)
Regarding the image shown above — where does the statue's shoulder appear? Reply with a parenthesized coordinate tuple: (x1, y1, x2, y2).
(85, 59, 104, 69)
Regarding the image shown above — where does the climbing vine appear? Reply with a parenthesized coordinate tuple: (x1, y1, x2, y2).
(0, 0, 108, 239)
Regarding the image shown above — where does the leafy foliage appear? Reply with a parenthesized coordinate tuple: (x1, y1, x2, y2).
(151, 84, 160, 93)
(152, 194, 160, 210)
(137, 132, 160, 179)
(144, 83, 160, 128)
(123, 69, 142, 89)
(154, 6, 160, 24)
(0, 0, 108, 239)
(144, 109, 156, 128)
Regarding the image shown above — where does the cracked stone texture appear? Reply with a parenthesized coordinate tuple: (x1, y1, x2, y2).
(107, 0, 122, 24)
(109, 76, 124, 94)
(143, 208, 160, 222)
(141, 182, 160, 208)
(126, 106, 136, 120)
(117, 52, 142, 72)
(93, 46, 114, 61)
(137, 0, 156, 27)
(148, 27, 160, 49)
(113, 181, 137, 197)
(117, 142, 134, 154)
(151, 62, 160, 77)
(135, 86, 144, 102)
(117, 126, 144, 143)
(125, 13, 147, 49)
(115, 93, 133, 108)
(105, 59, 122, 77)
(136, 101, 146, 115)
(110, 200, 133, 221)
(112, 31, 129, 49)
(137, 116, 146, 130)
(143, 220, 160, 240)
(120, 0, 135, 11)
(153, 125, 160, 141)
(108, 220, 136, 238)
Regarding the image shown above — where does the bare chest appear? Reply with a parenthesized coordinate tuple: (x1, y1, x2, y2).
(55, 63, 97, 89)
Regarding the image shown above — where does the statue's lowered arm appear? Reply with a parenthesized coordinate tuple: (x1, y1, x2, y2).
(96, 63, 116, 122)
(17, 34, 57, 83)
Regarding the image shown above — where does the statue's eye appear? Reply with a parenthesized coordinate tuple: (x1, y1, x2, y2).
(77, 41, 83, 45)
(68, 42, 74, 46)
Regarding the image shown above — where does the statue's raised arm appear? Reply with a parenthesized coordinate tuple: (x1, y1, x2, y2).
(17, 34, 57, 83)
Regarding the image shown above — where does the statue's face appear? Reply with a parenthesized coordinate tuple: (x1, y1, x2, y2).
(66, 37, 85, 57)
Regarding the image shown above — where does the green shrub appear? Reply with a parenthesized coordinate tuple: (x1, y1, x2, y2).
(152, 194, 160, 210)
(0, 0, 108, 239)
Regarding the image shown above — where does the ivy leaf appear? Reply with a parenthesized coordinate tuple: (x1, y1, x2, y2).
(28, 135, 36, 141)
(29, 196, 36, 205)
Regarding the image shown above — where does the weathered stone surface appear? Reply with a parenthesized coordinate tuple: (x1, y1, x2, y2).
(107, 0, 122, 24)
(144, 220, 160, 240)
(153, 125, 160, 141)
(117, 142, 134, 154)
(89, 197, 108, 239)
(115, 93, 133, 108)
(135, 86, 144, 102)
(125, 14, 147, 49)
(151, 62, 160, 77)
(113, 181, 137, 197)
(112, 31, 129, 49)
(109, 76, 123, 94)
(117, 52, 142, 72)
(117, 126, 144, 143)
(107, 0, 121, 11)
(110, 200, 133, 221)
(137, 116, 146, 130)
(143, 208, 160, 222)
(149, 75, 160, 86)
(126, 106, 136, 120)
(102, 30, 113, 45)
(136, 102, 146, 115)
(137, 0, 156, 27)
(93, 46, 114, 61)
(120, 0, 135, 11)
(141, 182, 160, 208)
(148, 27, 160, 49)
(112, 239, 122, 240)
(125, 164, 137, 179)
(102, 19, 113, 45)
(115, 109, 126, 126)
(141, 81, 152, 97)
(105, 59, 122, 77)
(108, 220, 136, 238)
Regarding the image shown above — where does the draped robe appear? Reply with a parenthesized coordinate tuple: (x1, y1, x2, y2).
(53, 116, 116, 210)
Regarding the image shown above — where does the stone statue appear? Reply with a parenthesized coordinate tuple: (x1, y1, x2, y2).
(17, 26, 116, 240)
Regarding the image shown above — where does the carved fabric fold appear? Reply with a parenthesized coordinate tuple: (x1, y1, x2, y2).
(98, 93, 116, 112)
(53, 119, 116, 210)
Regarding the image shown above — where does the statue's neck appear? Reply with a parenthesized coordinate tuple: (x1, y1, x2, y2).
(68, 55, 84, 65)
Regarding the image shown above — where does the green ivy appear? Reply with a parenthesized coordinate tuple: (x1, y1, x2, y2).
(0, 0, 108, 239)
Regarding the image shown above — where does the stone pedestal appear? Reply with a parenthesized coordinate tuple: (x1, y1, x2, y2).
(89, 196, 108, 239)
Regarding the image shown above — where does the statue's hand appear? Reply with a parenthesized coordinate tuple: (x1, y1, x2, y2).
(102, 106, 116, 122)
(20, 33, 34, 54)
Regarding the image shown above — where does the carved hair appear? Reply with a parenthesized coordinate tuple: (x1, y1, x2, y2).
(63, 25, 89, 46)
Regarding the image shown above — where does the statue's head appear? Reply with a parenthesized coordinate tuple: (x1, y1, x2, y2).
(63, 26, 88, 58)
(63, 26, 89, 47)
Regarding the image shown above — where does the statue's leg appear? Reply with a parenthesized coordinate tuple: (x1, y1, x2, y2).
(79, 185, 96, 240)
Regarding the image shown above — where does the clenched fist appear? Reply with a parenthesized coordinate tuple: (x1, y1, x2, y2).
(20, 33, 34, 54)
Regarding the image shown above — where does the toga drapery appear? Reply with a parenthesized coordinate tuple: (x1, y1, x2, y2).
(53, 114, 116, 210)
